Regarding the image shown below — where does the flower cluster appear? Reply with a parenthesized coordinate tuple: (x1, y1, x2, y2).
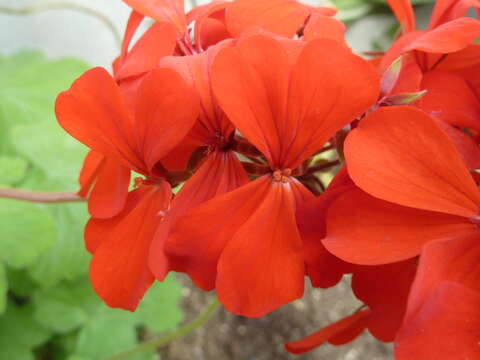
(55, 0, 480, 357)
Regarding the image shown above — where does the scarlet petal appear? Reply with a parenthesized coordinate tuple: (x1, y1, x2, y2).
(302, 13, 346, 42)
(420, 70, 480, 131)
(352, 260, 417, 341)
(160, 44, 233, 137)
(134, 68, 200, 172)
(395, 282, 480, 360)
(211, 35, 290, 165)
(323, 189, 475, 265)
(387, 0, 415, 33)
(77, 151, 104, 197)
(403, 233, 480, 324)
(212, 35, 378, 169)
(226, 0, 311, 38)
(88, 158, 131, 219)
(282, 38, 379, 168)
(56, 67, 141, 169)
(297, 183, 356, 288)
(436, 119, 480, 170)
(216, 181, 305, 317)
(285, 309, 371, 354)
(123, 0, 186, 34)
(115, 21, 178, 81)
(149, 151, 248, 280)
(165, 176, 273, 290)
(89, 183, 171, 311)
(406, 17, 480, 54)
(344, 106, 480, 217)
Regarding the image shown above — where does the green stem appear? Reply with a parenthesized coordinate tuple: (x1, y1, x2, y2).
(0, 2, 121, 47)
(106, 298, 221, 360)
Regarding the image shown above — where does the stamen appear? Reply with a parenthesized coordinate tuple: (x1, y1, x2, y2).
(273, 169, 292, 183)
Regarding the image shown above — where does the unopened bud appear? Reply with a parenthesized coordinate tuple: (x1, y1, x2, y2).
(381, 90, 427, 106)
(380, 56, 403, 96)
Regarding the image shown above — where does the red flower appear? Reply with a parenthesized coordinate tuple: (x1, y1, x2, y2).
(56, 67, 199, 310)
(165, 34, 379, 317)
(323, 106, 480, 265)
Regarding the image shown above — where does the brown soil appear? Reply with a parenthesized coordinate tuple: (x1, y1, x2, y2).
(160, 275, 391, 360)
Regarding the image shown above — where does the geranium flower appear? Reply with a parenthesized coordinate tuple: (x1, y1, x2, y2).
(56, 67, 199, 310)
(165, 33, 379, 317)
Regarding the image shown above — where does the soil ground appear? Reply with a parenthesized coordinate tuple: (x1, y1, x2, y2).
(160, 275, 391, 360)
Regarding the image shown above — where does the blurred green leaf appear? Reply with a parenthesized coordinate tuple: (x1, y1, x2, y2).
(12, 121, 87, 190)
(28, 203, 90, 287)
(0, 51, 88, 127)
(33, 280, 97, 333)
(0, 303, 51, 360)
(74, 306, 154, 360)
(134, 275, 184, 333)
(6, 268, 37, 297)
(0, 263, 7, 314)
(0, 199, 57, 268)
(0, 156, 28, 185)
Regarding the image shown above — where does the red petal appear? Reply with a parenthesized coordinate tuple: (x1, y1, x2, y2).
(160, 44, 233, 138)
(282, 38, 379, 168)
(88, 158, 131, 219)
(56, 67, 141, 169)
(352, 259, 417, 341)
(403, 232, 480, 324)
(344, 106, 480, 217)
(89, 183, 171, 311)
(303, 13, 346, 42)
(285, 309, 371, 354)
(134, 68, 200, 172)
(323, 188, 475, 265)
(115, 21, 178, 81)
(165, 175, 273, 290)
(149, 150, 248, 280)
(297, 183, 356, 288)
(119, 11, 144, 64)
(435, 119, 480, 170)
(420, 70, 480, 131)
(226, 0, 311, 38)
(395, 282, 480, 360)
(406, 17, 480, 54)
(123, 0, 186, 34)
(212, 35, 378, 169)
(211, 35, 290, 166)
(428, 0, 477, 29)
(216, 180, 305, 317)
(387, 0, 416, 33)
(77, 151, 104, 197)
(191, 1, 230, 51)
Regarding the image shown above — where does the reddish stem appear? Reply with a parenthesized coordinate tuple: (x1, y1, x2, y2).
(0, 188, 85, 203)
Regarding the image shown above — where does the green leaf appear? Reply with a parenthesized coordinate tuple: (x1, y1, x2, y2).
(6, 268, 37, 298)
(28, 202, 90, 287)
(0, 156, 28, 185)
(0, 263, 7, 314)
(74, 306, 154, 360)
(0, 303, 51, 360)
(0, 198, 57, 268)
(134, 275, 184, 333)
(11, 120, 87, 191)
(33, 280, 98, 333)
(0, 51, 89, 127)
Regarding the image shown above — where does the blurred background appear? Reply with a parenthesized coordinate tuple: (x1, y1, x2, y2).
(0, 0, 433, 359)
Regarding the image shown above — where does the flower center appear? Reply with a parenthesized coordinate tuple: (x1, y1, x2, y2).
(272, 168, 292, 183)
